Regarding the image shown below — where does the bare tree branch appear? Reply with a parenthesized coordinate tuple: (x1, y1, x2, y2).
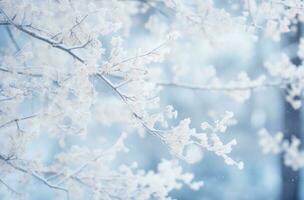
(0, 9, 168, 142)
(56, 153, 105, 186)
(96, 74, 165, 140)
(0, 177, 21, 195)
(5, 26, 21, 52)
(0, 67, 42, 77)
(0, 156, 70, 200)
(157, 80, 285, 92)
(0, 8, 85, 63)
(0, 114, 38, 129)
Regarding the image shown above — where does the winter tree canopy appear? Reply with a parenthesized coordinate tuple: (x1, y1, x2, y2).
(0, 0, 304, 200)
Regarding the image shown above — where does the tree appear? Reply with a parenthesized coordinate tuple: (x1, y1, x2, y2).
(0, 1, 303, 200)
(280, 22, 302, 200)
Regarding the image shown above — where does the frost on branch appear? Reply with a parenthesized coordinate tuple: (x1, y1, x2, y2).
(244, 0, 304, 41)
(0, 0, 249, 199)
(164, 66, 267, 103)
(264, 53, 304, 109)
(49, 135, 204, 200)
(164, 111, 243, 169)
(259, 129, 304, 170)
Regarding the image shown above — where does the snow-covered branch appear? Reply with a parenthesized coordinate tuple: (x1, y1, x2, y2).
(259, 129, 304, 170)
(1, 0, 301, 199)
(158, 80, 283, 91)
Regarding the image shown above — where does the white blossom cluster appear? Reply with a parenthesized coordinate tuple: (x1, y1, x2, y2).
(0, 0, 247, 199)
(47, 135, 203, 200)
(164, 111, 244, 169)
(245, 0, 304, 41)
(2, 0, 304, 199)
(149, 0, 304, 176)
(153, 0, 304, 110)
(264, 44, 304, 109)
(259, 129, 304, 170)
(157, 0, 252, 44)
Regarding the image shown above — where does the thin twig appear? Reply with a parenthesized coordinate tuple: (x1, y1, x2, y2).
(110, 41, 167, 69)
(0, 114, 38, 129)
(56, 153, 104, 185)
(96, 74, 165, 139)
(157, 81, 284, 91)
(0, 67, 42, 77)
(0, 8, 85, 63)
(0, 178, 21, 195)
(0, 157, 70, 199)
(5, 26, 21, 52)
